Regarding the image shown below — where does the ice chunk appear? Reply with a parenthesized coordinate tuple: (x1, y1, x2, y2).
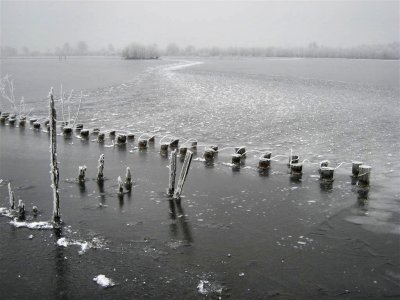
(93, 274, 115, 288)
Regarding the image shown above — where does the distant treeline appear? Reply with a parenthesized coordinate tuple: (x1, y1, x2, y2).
(1, 41, 399, 60)
(0, 41, 118, 58)
(161, 42, 400, 60)
(122, 43, 159, 59)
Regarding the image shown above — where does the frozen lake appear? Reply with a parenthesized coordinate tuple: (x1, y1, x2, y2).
(1, 57, 399, 298)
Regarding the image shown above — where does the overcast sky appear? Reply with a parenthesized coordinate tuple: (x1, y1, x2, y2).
(1, 1, 399, 51)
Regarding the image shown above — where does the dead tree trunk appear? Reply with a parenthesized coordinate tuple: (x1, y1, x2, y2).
(167, 149, 177, 197)
(174, 150, 194, 200)
(49, 88, 61, 223)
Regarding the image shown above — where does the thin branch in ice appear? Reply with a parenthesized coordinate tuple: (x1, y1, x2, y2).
(8, 183, 15, 210)
(125, 167, 132, 191)
(49, 87, 61, 223)
(117, 176, 124, 195)
(97, 154, 105, 183)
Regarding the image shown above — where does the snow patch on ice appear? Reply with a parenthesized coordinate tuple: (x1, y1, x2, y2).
(93, 274, 115, 288)
(197, 279, 223, 296)
(10, 219, 53, 229)
(193, 157, 206, 162)
(56, 237, 105, 254)
(0, 207, 13, 218)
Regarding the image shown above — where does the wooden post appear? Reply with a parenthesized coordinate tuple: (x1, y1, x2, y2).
(210, 145, 218, 152)
(97, 132, 105, 143)
(138, 139, 147, 149)
(170, 139, 179, 148)
(160, 143, 169, 155)
(167, 149, 177, 196)
(97, 154, 105, 182)
(318, 160, 329, 173)
(174, 150, 194, 200)
(179, 147, 188, 156)
(75, 123, 84, 130)
(18, 116, 26, 127)
(117, 176, 124, 194)
(49, 88, 61, 223)
(232, 154, 242, 166)
(33, 121, 41, 129)
(320, 167, 334, 182)
(125, 167, 132, 191)
(117, 134, 127, 144)
(91, 128, 100, 135)
(8, 183, 15, 209)
(262, 152, 272, 159)
(109, 130, 116, 136)
(191, 141, 197, 150)
(290, 163, 303, 177)
(78, 166, 87, 183)
(63, 126, 72, 134)
(127, 133, 135, 140)
(352, 161, 363, 177)
(235, 147, 246, 157)
(17, 200, 25, 220)
(148, 136, 155, 143)
(0, 114, 6, 123)
(259, 152, 271, 169)
(204, 149, 216, 161)
(258, 158, 270, 170)
(358, 165, 371, 186)
(8, 116, 16, 125)
(289, 155, 299, 166)
(80, 129, 89, 138)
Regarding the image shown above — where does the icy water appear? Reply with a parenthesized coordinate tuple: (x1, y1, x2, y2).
(0, 57, 399, 299)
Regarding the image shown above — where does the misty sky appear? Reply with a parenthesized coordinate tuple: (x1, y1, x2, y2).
(1, 1, 399, 51)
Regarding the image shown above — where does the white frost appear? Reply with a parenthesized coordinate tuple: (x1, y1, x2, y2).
(56, 237, 104, 254)
(93, 274, 115, 288)
(10, 219, 53, 229)
(0, 207, 13, 217)
(57, 237, 69, 247)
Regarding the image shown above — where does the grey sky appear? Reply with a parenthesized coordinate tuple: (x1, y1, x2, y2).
(1, 1, 399, 51)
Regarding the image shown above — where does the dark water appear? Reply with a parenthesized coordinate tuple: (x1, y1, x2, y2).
(0, 57, 399, 299)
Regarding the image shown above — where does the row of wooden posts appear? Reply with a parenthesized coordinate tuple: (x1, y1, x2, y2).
(2, 108, 373, 188)
(74, 148, 193, 201)
(1, 98, 372, 224)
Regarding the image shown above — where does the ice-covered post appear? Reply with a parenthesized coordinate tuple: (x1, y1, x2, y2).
(320, 167, 334, 182)
(117, 176, 124, 194)
(17, 200, 25, 220)
(125, 167, 132, 191)
(97, 154, 105, 182)
(97, 132, 105, 143)
(49, 88, 61, 223)
(352, 161, 363, 177)
(358, 165, 371, 186)
(203, 148, 215, 161)
(290, 163, 303, 177)
(77, 165, 87, 183)
(160, 143, 169, 155)
(167, 149, 177, 197)
(174, 150, 194, 200)
(8, 183, 15, 209)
